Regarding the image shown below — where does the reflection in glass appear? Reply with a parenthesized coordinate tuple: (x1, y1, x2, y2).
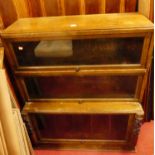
(13, 37, 143, 66)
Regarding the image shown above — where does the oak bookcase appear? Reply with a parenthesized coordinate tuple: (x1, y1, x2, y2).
(1, 13, 154, 150)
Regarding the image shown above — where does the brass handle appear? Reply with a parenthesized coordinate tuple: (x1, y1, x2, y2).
(78, 100, 83, 104)
(75, 67, 80, 72)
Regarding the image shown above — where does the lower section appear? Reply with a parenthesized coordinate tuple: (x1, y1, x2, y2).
(34, 121, 154, 154)
(22, 101, 143, 150)
(30, 114, 128, 140)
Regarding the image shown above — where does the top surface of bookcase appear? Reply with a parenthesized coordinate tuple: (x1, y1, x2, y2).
(1, 13, 154, 40)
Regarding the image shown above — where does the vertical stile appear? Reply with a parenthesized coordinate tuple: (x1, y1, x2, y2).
(138, 34, 152, 102)
(99, 0, 106, 13)
(140, 33, 152, 66)
(79, 0, 86, 15)
(26, 0, 43, 17)
(140, 34, 154, 102)
(40, 0, 47, 16)
(120, 0, 125, 13)
(135, 76, 143, 99)
(125, 115, 134, 141)
(12, 0, 29, 18)
(57, 0, 66, 15)
(145, 34, 154, 69)
(138, 0, 151, 18)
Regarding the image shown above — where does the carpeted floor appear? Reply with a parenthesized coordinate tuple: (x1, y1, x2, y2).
(35, 121, 154, 155)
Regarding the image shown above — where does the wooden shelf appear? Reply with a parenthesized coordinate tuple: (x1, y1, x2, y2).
(1, 13, 153, 40)
(23, 101, 144, 115)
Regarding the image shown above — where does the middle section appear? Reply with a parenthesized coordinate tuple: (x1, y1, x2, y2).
(23, 75, 141, 100)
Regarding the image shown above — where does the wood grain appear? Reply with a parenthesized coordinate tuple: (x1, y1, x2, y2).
(57, 0, 65, 15)
(64, 0, 80, 15)
(79, 0, 86, 14)
(0, 0, 141, 27)
(125, 0, 137, 12)
(140, 33, 152, 66)
(149, 0, 154, 21)
(39, 0, 47, 16)
(43, 0, 59, 16)
(0, 47, 4, 69)
(140, 34, 154, 102)
(12, 0, 29, 18)
(0, 15, 4, 30)
(0, 0, 18, 27)
(1, 13, 153, 40)
(99, 0, 106, 13)
(120, 0, 125, 13)
(85, 0, 100, 14)
(23, 101, 144, 115)
(106, 0, 120, 13)
(27, 0, 43, 17)
(14, 68, 146, 76)
(138, 0, 151, 18)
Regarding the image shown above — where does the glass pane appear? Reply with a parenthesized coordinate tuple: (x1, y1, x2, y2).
(13, 37, 143, 66)
(24, 75, 138, 99)
(30, 114, 129, 140)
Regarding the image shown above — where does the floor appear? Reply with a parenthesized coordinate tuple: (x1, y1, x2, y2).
(35, 121, 154, 155)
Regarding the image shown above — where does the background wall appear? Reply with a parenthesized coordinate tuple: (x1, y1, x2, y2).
(0, 0, 139, 27)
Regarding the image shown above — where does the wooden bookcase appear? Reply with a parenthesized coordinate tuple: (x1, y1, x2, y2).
(1, 13, 153, 150)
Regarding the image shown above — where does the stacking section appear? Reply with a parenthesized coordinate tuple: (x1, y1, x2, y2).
(1, 13, 154, 150)
(23, 101, 144, 150)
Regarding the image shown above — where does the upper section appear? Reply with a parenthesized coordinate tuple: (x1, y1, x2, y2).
(1, 13, 154, 40)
